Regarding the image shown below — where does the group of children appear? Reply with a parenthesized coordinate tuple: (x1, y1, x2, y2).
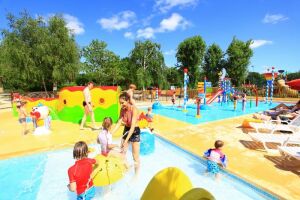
(66, 83, 227, 199)
(67, 137, 227, 200)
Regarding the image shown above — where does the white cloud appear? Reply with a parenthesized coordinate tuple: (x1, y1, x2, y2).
(63, 14, 85, 35)
(98, 11, 136, 31)
(137, 27, 155, 39)
(124, 32, 134, 39)
(262, 14, 288, 24)
(155, 0, 199, 13)
(250, 40, 273, 49)
(164, 49, 176, 55)
(136, 13, 189, 39)
(158, 13, 189, 32)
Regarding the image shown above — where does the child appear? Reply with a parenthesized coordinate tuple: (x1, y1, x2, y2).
(204, 140, 227, 179)
(242, 93, 247, 111)
(233, 95, 238, 111)
(16, 101, 28, 135)
(145, 107, 154, 131)
(68, 141, 97, 200)
(171, 91, 176, 105)
(97, 117, 119, 156)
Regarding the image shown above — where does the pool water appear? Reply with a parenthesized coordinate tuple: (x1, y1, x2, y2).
(0, 135, 278, 200)
(151, 101, 280, 124)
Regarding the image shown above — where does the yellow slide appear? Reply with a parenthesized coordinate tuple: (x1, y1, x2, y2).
(277, 79, 298, 97)
(141, 167, 215, 200)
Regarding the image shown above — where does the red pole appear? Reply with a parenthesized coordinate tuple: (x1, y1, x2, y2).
(255, 88, 258, 107)
(196, 97, 201, 118)
(197, 100, 200, 115)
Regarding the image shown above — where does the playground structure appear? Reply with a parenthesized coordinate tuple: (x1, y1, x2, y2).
(13, 86, 120, 124)
(206, 68, 234, 104)
(263, 67, 278, 104)
(277, 79, 299, 97)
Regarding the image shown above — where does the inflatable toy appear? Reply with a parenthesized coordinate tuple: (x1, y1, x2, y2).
(180, 188, 215, 200)
(242, 118, 263, 128)
(141, 167, 193, 200)
(140, 129, 155, 155)
(30, 105, 51, 135)
(138, 112, 152, 128)
(92, 155, 126, 186)
(141, 167, 216, 200)
(152, 102, 162, 109)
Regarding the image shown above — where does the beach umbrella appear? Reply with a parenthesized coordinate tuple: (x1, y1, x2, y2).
(92, 155, 126, 186)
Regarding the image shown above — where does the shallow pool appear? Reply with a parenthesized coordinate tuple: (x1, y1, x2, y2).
(0, 135, 278, 200)
(150, 101, 280, 124)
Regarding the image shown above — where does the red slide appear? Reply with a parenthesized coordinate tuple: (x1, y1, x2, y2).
(206, 90, 223, 104)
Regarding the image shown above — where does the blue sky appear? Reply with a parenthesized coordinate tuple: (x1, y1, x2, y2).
(1, 0, 299, 73)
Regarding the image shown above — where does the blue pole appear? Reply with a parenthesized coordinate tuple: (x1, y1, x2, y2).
(270, 67, 274, 105)
(183, 68, 188, 112)
(265, 81, 269, 103)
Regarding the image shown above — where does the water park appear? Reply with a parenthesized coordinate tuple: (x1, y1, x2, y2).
(1, 3, 300, 200)
(1, 65, 300, 200)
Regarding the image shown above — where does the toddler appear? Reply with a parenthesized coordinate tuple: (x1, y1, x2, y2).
(204, 140, 227, 179)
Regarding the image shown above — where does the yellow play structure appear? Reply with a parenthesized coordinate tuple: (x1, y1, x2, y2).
(141, 167, 215, 200)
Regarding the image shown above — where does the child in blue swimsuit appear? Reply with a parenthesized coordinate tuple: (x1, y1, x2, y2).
(204, 140, 227, 179)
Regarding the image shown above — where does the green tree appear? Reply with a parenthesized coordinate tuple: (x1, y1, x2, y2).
(203, 43, 224, 86)
(176, 35, 206, 88)
(48, 16, 80, 85)
(0, 12, 80, 92)
(166, 67, 182, 87)
(129, 40, 166, 89)
(287, 71, 300, 81)
(245, 72, 265, 88)
(225, 37, 253, 86)
(80, 39, 123, 85)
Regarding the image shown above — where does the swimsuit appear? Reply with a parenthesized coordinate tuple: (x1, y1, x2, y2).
(82, 101, 91, 106)
(18, 118, 26, 123)
(123, 126, 140, 142)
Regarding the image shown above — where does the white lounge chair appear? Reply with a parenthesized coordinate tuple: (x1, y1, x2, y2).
(278, 146, 300, 167)
(249, 114, 300, 134)
(248, 132, 300, 153)
(278, 146, 300, 160)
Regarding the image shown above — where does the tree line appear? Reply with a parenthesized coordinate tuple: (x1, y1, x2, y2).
(4, 12, 297, 93)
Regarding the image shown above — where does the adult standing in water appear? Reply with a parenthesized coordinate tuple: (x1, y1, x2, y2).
(112, 92, 140, 173)
(80, 82, 98, 130)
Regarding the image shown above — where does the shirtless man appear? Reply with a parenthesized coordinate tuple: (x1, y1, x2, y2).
(80, 82, 98, 130)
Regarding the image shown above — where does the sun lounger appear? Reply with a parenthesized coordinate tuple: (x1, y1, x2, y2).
(249, 114, 300, 134)
(248, 132, 300, 152)
(278, 146, 300, 161)
(278, 146, 300, 167)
